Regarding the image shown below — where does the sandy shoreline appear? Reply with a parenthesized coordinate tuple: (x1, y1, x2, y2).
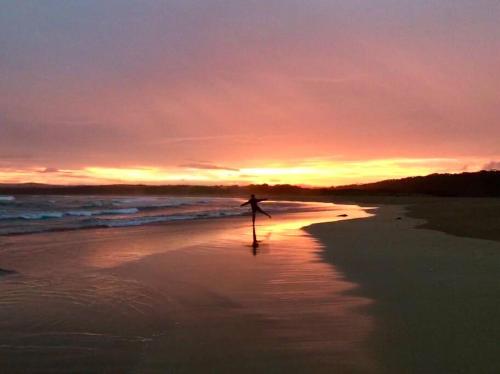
(306, 204, 500, 373)
(1, 198, 498, 372)
(0, 205, 376, 373)
(327, 196, 500, 243)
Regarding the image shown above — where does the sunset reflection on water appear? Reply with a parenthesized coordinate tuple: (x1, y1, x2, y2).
(0, 202, 376, 372)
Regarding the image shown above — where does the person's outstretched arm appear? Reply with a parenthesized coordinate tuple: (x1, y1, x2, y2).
(240, 200, 250, 207)
(256, 198, 268, 203)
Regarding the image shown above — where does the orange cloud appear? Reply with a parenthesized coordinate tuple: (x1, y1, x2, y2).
(0, 157, 494, 186)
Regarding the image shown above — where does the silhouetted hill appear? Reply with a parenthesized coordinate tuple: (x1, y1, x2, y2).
(0, 171, 499, 197)
(328, 170, 500, 197)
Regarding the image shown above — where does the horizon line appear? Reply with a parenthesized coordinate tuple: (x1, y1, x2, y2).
(1, 169, 497, 190)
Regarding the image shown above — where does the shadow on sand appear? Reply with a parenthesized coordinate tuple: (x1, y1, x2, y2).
(0, 268, 16, 276)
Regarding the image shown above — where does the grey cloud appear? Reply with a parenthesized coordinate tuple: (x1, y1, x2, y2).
(483, 161, 500, 171)
(39, 167, 60, 173)
(180, 163, 239, 172)
(0, 152, 34, 160)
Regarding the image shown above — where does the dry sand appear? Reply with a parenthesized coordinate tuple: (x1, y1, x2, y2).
(328, 196, 500, 243)
(406, 198, 500, 242)
(306, 204, 500, 373)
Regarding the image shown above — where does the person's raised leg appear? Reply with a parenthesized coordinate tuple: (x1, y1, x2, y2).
(257, 207, 271, 218)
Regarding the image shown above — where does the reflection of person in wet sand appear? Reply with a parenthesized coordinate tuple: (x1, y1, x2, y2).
(241, 195, 271, 253)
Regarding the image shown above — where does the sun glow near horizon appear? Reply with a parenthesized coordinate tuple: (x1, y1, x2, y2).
(2, 1, 500, 188)
(0, 157, 492, 187)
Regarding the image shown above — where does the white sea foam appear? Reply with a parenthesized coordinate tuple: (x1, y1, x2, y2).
(100, 215, 192, 227)
(97, 210, 245, 228)
(100, 208, 139, 215)
(67, 210, 95, 217)
(68, 208, 140, 217)
(67, 208, 139, 217)
(0, 195, 335, 236)
(20, 212, 64, 220)
(0, 196, 15, 202)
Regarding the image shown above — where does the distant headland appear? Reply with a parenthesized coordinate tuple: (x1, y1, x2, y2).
(1, 170, 499, 197)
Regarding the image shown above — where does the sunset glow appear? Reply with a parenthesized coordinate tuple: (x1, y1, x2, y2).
(0, 157, 492, 186)
(1, 1, 499, 186)
(1, 3, 499, 373)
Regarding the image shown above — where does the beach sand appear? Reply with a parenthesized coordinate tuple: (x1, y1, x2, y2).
(2, 198, 498, 373)
(328, 196, 500, 243)
(306, 203, 500, 373)
(0, 205, 376, 373)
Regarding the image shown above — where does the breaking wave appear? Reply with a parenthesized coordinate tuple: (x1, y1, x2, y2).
(0, 195, 334, 235)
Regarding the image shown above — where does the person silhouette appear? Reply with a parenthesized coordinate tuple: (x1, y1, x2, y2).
(240, 194, 271, 227)
(241, 195, 271, 251)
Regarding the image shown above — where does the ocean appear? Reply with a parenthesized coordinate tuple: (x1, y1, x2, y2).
(0, 195, 335, 235)
(0, 198, 374, 371)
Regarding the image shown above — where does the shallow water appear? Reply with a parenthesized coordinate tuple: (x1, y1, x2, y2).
(0, 201, 375, 372)
(0, 195, 334, 235)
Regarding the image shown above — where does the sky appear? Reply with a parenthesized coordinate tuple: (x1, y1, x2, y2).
(1, 0, 499, 186)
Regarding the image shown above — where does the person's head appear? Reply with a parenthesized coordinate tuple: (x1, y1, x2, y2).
(251, 194, 255, 198)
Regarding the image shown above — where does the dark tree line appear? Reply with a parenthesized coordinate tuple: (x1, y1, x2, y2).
(1, 170, 499, 197)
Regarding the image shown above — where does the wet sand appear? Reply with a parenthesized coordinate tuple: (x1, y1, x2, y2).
(306, 204, 500, 373)
(0, 204, 375, 373)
